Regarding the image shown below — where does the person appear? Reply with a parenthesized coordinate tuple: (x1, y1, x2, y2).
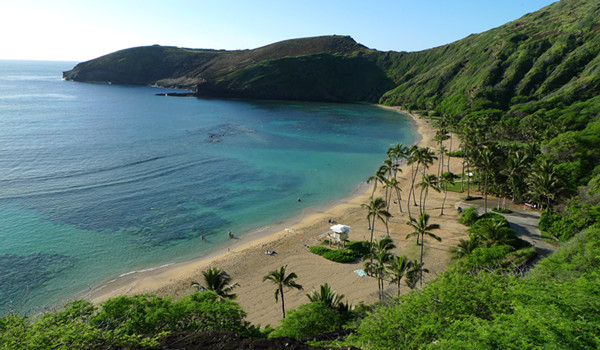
(297, 197, 301, 202)
(228, 231, 234, 239)
(201, 235, 206, 242)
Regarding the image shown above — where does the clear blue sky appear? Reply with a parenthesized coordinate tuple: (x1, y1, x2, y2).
(2, 0, 557, 62)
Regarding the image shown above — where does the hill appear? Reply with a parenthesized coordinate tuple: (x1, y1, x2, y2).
(63, 35, 394, 102)
(64, 0, 600, 110)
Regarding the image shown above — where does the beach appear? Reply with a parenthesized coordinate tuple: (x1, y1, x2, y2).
(85, 108, 468, 327)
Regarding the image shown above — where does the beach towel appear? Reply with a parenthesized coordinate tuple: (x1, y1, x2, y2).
(354, 269, 367, 277)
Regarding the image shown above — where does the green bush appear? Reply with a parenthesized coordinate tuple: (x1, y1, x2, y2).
(459, 206, 480, 226)
(269, 301, 346, 338)
(322, 249, 356, 263)
(309, 245, 331, 256)
(344, 241, 370, 257)
(447, 150, 465, 157)
(469, 215, 509, 234)
(458, 245, 515, 271)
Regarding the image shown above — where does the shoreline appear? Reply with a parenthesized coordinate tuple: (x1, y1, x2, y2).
(82, 179, 375, 302)
(83, 106, 417, 302)
(81, 106, 467, 326)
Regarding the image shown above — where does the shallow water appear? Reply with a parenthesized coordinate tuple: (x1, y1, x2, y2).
(0, 60, 416, 314)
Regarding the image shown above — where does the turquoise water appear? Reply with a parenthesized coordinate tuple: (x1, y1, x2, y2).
(0, 60, 416, 314)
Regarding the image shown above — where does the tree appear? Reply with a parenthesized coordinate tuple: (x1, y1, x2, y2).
(306, 283, 346, 312)
(527, 158, 562, 210)
(361, 197, 392, 250)
(263, 265, 303, 319)
(418, 174, 440, 214)
(474, 220, 517, 247)
(476, 148, 496, 213)
(386, 255, 412, 297)
(191, 267, 239, 299)
(385, 177, 403, 214)
(363, 237, 395, 301)
(408, 148, 438, 212)
(406, 213, 441, 287)
(366, 166, 387, 199)
(405, 260, 429, 290)
(439, 172, 457, 215)
(450, 235, 480, 260)
(503, 150, 529, 203)
(435, 128, 450, 177)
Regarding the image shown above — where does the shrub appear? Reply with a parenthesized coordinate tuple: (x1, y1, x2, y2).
(269, 301, 345, 338)
(309, 246, 331, 256)
(344, 241, 370, 257)
(447, 150, 465, 157)
(469, 215, 509, 234)
(459, 207, 479, 226)
(322, 249, 356, 263)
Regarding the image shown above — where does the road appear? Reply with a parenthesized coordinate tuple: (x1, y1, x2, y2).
(456, 199, 557, 259)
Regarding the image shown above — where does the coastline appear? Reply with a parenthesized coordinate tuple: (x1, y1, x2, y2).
(82, 107, 468, 326)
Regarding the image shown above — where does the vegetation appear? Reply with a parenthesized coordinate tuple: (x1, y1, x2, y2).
(17, 0, 600, 348)
(262, 265, 303, 319)
(0, 292, 260, 349)
(309, 240, 369, 263)
(346, 228, 600, 349)
(190, 267, 239, 299)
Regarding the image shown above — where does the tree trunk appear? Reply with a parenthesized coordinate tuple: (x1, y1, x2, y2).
(441, 188, 448, 215)
(396, 188, 403, 213)
(448, 134, 453, 173)
(484, 173, 488, 213)
(280, 288, 286, 318)
(420, 233, 425, 288)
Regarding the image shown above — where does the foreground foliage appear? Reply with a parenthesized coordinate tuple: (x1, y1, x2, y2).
(0, 292, 259, 349)
(346, 228, 600, 349)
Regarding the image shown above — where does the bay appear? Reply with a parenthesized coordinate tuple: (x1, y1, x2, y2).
(0, 60, 416, 314)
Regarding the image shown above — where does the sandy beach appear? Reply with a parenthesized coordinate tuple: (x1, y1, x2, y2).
(86, 107, 468, 327)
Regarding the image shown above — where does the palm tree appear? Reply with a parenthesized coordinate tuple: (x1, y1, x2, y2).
(435, 129, 450, 177)
(410, 148, 437, 208)
(366, 166, 387, 198)
(363, 237, 395, 300)
(504, 150, 528, 203)
(476, 148, 496, 213)
(418, 174, 440, 214)
(306, 283, 346, 311)
(450, 235, 480, 260)
(262, 265, 303, 319)
(439, 172, 457, 215)
(405, 260, 429, 290)
(527, 158, 562, 210)
(191, 267, 239, 299)
(385, 177, 403, 214)
(475, 220, 517, 247)
(362, 197, 392, 250)
(386, 255, 412, 297)
(406, 213, 441, 287)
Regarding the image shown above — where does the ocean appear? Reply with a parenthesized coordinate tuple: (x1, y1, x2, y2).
(0, 60, 416, 315)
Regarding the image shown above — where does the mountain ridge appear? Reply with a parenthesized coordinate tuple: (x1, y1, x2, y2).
(63, 0, 600, 111)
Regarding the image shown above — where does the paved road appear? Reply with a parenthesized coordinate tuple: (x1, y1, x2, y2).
(456, 199, 557, 259)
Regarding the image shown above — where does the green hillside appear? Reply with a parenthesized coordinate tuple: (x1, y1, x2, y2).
(376, 0, 600, 123)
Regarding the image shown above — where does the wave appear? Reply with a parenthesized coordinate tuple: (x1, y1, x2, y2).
(0, 156, 224, 200)
(0, 93, 76, 100)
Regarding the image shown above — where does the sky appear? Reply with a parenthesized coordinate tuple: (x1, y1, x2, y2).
(2, 0, 558, 62)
